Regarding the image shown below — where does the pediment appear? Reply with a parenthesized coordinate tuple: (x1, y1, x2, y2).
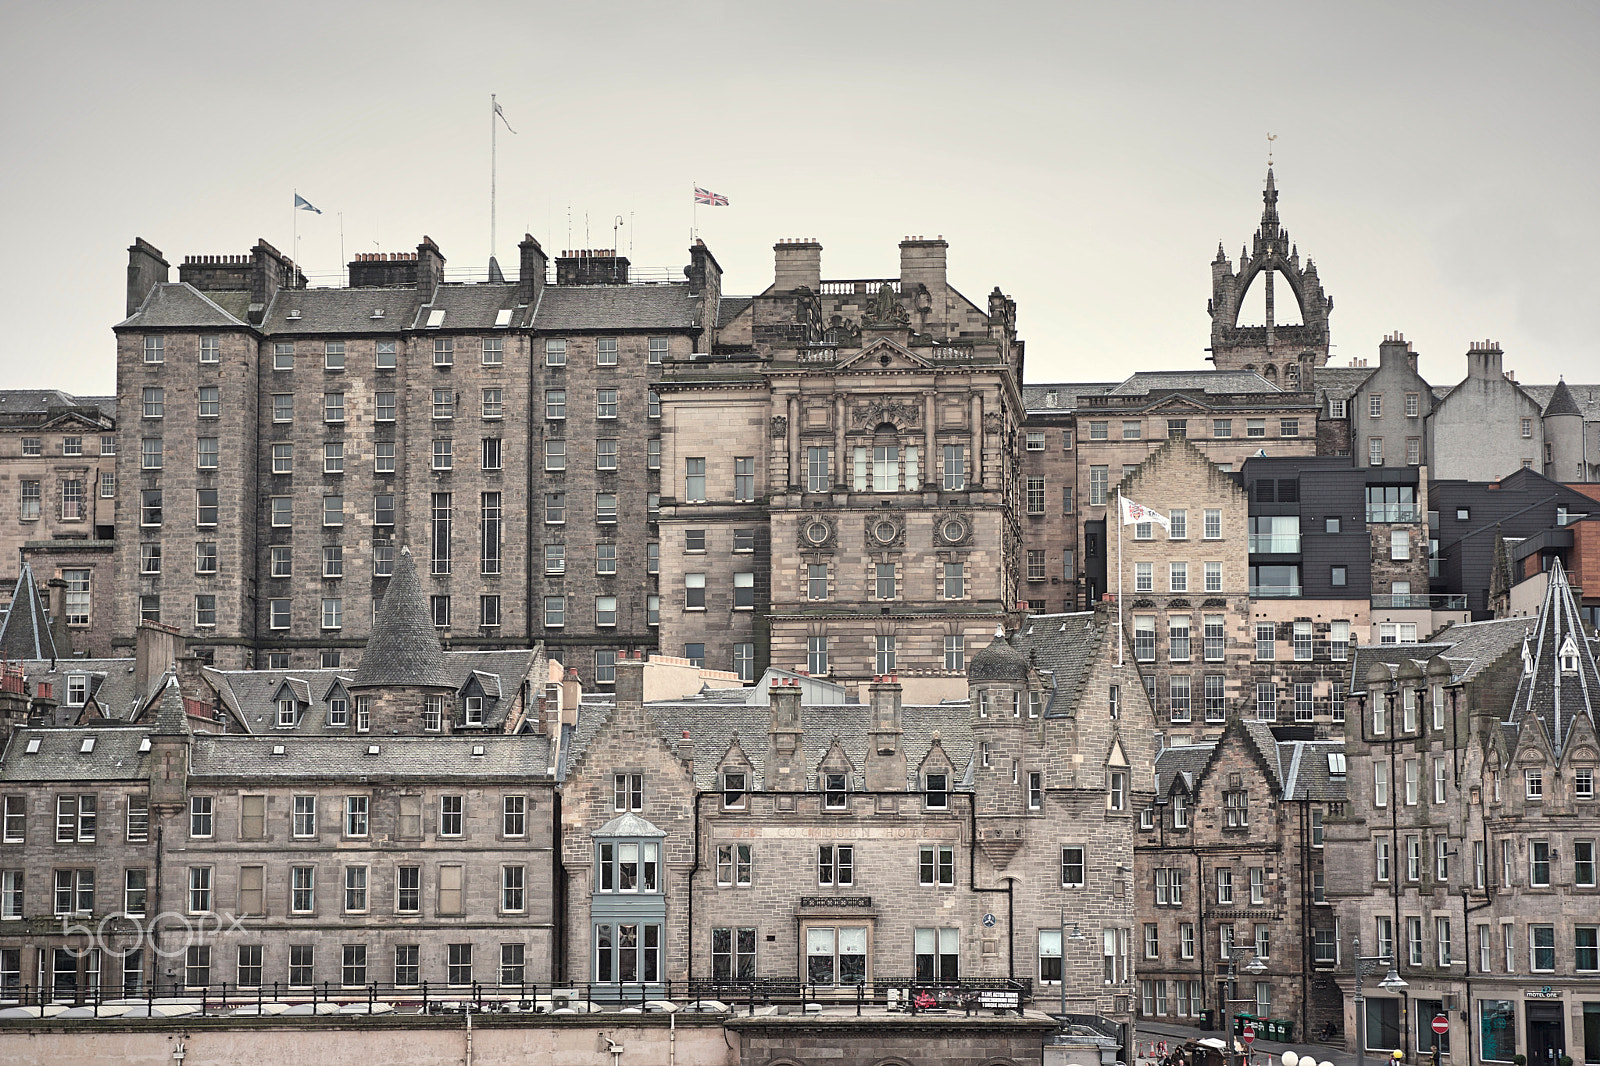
(1143, 395, 1213, 415)
(39, 410, 110, 432)
(835, 338, 935, 373)
(1106, 737, 1129, 768)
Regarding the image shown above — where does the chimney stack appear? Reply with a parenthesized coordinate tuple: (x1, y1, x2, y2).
(615, 650, 645, 706)
(1467, 340, 1504, 380)
(773, 239, 822, 292)
(765, 677, 805, 791)
(864, 675, 906, 791)
(126, 238, 169, 318)
(416, 236, 446, 296)
(518, 234, 548, 305)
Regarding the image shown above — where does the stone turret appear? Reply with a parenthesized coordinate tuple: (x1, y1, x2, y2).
(864, 676, 906, 791)
(148, 676, 191, 811)
(1543, 379, 1583, 482)
(349, 547, 456, 734)
(0, 558, 57, 664)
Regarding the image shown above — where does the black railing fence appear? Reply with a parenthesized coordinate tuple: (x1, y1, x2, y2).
(0, 975, 1032, 1019)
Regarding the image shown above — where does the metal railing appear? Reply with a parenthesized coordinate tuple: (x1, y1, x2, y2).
(1366, 505, 1421, 523)
(1247, 534, 1301, 554)
(1370, 593, 1468, 610)
(1249, 584, 1302, 598)
(0, 975, 1033, 1019)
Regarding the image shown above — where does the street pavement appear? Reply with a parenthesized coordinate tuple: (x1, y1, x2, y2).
(1134, 1016, 1370, 1066)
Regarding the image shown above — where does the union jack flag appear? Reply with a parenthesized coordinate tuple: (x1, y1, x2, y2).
(694, 186, 729, 206)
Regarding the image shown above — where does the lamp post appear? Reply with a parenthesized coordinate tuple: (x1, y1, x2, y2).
(1220, 948, 1268, 1066)
(1352, 935, 1409, 1066)
(1057, 909, 1088, 1020)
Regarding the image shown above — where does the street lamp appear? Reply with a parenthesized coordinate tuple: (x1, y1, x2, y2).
(1057, 909, 1088, 1020)
(1352, 935, 1409, 1066)
(1220, 948, 1268, 1066)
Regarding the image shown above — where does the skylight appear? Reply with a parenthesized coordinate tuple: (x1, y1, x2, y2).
(426, 309, 445, 328)
(494, 309, 513, 328)
(80, 737, 96, 753)
(24, 737, 41, 754)
(1327, 752, 1347, 775)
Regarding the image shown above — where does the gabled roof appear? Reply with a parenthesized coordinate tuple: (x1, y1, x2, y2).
(1509, 560, 1600, 757)
(529, 284, 698, 331)
(1109, 370, 1283, 395)
(1155, 743, 1215, 795)
(1279, 739, 1348, 801)
(1313, 364, 1375, 401)
(409, 284, 526, 331)
(117, 282, 248, 330)
(186, 734, 552, 780)
(0, 559, 56, 663)
(350, 547, 453, 689)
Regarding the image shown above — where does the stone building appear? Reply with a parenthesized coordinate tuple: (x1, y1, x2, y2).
(0, 548, 559, 997)
(111, 234, 715, 679)
(1113, 438, 1253, 741)
(1134, 718, 1346, 1041)
(1333, 569, 1600, 1065)
(0, 390, 117, 658)
(658, 237, 1024, 700)
(559, 605, 1156, 1040)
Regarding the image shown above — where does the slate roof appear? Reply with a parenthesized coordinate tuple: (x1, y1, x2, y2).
(260, 286, 427, 335)
(1542, 380, 1583, 417)
(1518, 383, 1600, 421)
(1508, 560, 1600, 756)
(0, 560, 56, 662)
(0, 390, 113, 417)
(1278, 739, 1348, 801)
(186, 734, 553, 781)
(410, 284, 527, 331)
(1346, 643, 1452, 695)
(716, 296, 753, 327)
(1313, 364, 1375, 401)
(153, 675, 189, 735)
(594, 812, 666, 838)
(116, 283, 248, 329)
(530, 285, 699, 331)
(23, 658, 141, 721)
(1022, 383, 1119, 413)
(1432, 617, 1528, 683)
(351, 547, 453, 689)
(1004, 612, 1105, 717)
(1154, 743, 1214, 795)
(967, 628, 1029, 682)
(568, 700, 975, 793)
(0, 726, 152, 782)
(207, 650, 535, 733)
(1109, 370, 1283, 395)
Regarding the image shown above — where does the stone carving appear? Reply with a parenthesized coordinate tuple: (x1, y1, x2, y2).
(863, 516, 905, 551)
(770, 415, 788, 438)
(982, 412, 1003, 434)
(865, 282, 909, 327)
(850, 398, 921, 431)
(796, 514, 838, 551)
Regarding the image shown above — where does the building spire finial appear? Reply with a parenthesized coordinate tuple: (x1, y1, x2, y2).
(1267, 132, 1277, 168)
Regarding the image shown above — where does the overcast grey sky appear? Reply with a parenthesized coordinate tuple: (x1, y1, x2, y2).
(2, 1, 1596, 394)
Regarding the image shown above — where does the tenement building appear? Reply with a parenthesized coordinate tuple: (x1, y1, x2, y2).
(560, 607, 1154, 1035)
(1334, 566, 1600, 1066)
(0, 549, 559, 996)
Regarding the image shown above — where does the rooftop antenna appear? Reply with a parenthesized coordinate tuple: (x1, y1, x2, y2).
(629, 211, 634, 258)
(566, 204, 572, 253)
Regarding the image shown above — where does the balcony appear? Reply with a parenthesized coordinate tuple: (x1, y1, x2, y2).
(1366, 505, 1421, 523)
(1248, 534, 1301, 554)
(1371, 594, 1468, 610)
(1249, 584, 1302, 598)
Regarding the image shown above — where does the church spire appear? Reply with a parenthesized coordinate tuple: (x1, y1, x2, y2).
(1260, 167, 1281, 243)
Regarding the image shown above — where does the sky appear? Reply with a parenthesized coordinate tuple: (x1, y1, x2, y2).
(1, 1, 1596, 395)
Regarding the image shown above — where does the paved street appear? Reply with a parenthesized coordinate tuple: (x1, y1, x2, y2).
(1135, 1017, 1368, 1066)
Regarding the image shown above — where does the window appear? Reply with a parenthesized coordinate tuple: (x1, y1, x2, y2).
(1575, 840, 1597, 887)
(1216, 868, 1234, 904)
(185, 866, 212, 914)
(431, 337, 454, 367)
(1530, 840, 1551, 886)
(1108, 770, 1127, 811)
(544, 338, 567, 366)
(1169, 561, 1187, 593)
(1224, 789, 1248, 827)
(1520, 417, 1534, 438)
(716, 843, 753, 886)
(1027, 477, 1046, 514)
(322, 494, 343, 527)
(1531, 924, 1555, 971)
(100, 472, 115, 498)
(919, 845, 956, 887)
(722, 771, 748, 811)
(1246, 418, 1266, 438)
(808, 636, 829, 676)
(140, 437, 163, 470)
(924, 771, 949, 810)
(375, 390, 395, 421)
(1133, 616, 1156, 661)
(734, 456, 755, 501)
(1280, 418, 1300, 437)
(395, 866, 420, 913)
(876, 634, 896, 675)
(593, 336, 618, 366)
(1169, 616, 1191, 660)
(1134, 562, 1152, 593)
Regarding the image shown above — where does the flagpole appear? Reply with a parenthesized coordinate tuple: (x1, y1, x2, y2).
(691, 182, 697, 241)
(292, 189, 298, 275)
(1116, 489, 1124, 666)
(490, 93, 497, 265)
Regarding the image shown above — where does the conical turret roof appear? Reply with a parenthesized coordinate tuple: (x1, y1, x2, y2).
(0, 557, 57, 663)
(351, 546, 453, 689)
(153, 674, 190, 736)
(1544, 379, 1581, 417)
(968, 626, 1030, 682)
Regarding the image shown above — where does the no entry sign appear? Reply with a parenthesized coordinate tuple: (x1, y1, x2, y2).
(1433, 1016, 1450, 1036)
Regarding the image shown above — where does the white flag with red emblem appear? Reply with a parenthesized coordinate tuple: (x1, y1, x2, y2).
(1117, 494, 1171, 532)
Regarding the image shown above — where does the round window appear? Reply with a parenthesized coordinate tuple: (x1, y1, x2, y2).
(941, 520, 966, 543)
(873, 520, 898, 544)
(805, 521, 830, 545)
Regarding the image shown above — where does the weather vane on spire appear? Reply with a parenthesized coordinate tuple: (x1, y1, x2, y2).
(1267, 132, 1277, 167)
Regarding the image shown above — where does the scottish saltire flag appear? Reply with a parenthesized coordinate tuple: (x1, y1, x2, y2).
(694, 186, 729, 206)
(1117, 495, 1172, 532)
(294, 194, 322, 214)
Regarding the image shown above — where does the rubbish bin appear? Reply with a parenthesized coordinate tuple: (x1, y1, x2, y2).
(1199, 1008, 1215, 1031)
(1276, 1019, 1294, 1042)
(1234, 1014, 1255, 1036)
(1264, 1020, 1281, 1041)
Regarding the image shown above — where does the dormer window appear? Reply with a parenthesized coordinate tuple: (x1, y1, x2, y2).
(1560, 636, 1580, 674)
(465, 696, 484, 726)
(327, 697, 348, 728)
(823, 773, 848, 810)
(276, 698, 296, 728)
(1172, 794, 1188, 828)
(924, 772, 949, 810)
(722, 771, 748, 811)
